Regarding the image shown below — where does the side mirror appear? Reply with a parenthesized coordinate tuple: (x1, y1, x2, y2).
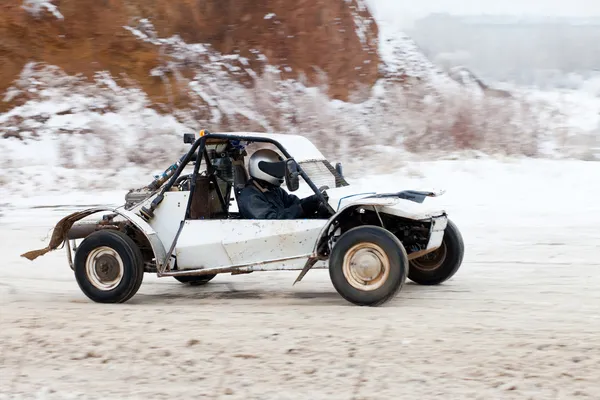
(285, 159, 300, 192)
(183, 133, 196, 144)
(335, 162, 344, 178)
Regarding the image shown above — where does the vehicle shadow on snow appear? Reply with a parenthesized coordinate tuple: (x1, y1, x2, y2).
(130, 281, 432, 306)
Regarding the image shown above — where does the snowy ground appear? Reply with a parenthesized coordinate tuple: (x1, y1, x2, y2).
(1, 159, 600, 399)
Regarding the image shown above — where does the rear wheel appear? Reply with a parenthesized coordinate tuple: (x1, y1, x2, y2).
(409, 219, 464, 285)
(74, 230, 144, 303)
(329, 226, 408, 306)
(174, 275, 217, 285)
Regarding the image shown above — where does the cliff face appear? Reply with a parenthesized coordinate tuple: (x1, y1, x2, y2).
(0, 0, 379, 112)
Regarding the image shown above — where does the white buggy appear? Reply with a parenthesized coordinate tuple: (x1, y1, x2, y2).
(23, 131, 464, 306)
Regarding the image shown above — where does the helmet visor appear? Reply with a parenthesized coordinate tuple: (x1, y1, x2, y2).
(258, 160, 286, 179)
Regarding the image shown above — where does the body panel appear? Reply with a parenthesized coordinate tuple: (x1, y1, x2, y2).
(146, 191, 189, 250)
(325, 185, 446, 219)
(379, 200, 446, 220)
(175, 219, 327, 270)
(113, 207, 169, 269)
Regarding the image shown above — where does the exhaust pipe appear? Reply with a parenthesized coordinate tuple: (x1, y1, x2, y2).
(66, 222, 117, 240)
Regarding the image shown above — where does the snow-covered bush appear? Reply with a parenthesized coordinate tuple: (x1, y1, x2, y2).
(0, 63, 189, 171)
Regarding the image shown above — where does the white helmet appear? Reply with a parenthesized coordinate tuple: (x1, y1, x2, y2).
(248, 149, 285, 186)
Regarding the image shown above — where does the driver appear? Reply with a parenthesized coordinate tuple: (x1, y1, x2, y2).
(238, 149, 322, 219)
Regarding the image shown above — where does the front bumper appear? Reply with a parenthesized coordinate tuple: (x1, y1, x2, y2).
(426, 214, 448, 251)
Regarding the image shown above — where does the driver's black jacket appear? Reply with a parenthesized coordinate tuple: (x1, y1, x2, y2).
(238, 179, 320, 219)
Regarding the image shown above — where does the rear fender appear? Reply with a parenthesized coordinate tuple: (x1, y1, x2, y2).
(21, 207, 167, 270)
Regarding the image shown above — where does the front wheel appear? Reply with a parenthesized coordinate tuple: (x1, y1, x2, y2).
(329, 226, 408, 306)
(408, 219, 464, 285)
(74, 230, 145, 303)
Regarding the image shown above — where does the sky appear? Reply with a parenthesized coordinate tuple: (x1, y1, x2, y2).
(368, 0, 600, 27)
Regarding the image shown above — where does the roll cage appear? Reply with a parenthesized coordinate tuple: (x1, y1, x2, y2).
(139, 131, 336, 222)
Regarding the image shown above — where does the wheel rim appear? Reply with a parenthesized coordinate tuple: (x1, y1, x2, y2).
(342, 242, 390, 291)
(85, 246, 124, 290)
(411, 242, 447, 271)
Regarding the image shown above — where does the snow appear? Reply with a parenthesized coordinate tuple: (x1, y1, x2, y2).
(352, 158, 600, 230)
(0, 64, 190, 174)
(520, 87, 600, 133)
(1, 158, 597, 225)
(21, 0, 63, 20)
(264, 13, 276, 20)
(346, 0, 373, 48)
(362, 0, 457, 89)
(501, 85, 600, 159)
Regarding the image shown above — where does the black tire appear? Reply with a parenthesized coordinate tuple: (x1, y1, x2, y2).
(74, 230, 144, 303)
(329, 226, 408, 306)
(408, 219, 464, 285)
(174, 274, 217, 285)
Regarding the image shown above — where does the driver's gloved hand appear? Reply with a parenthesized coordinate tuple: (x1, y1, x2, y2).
(300, 194, 321, 216)
(316, 201, 332, 218)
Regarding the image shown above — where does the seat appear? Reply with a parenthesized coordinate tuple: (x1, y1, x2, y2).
(189, 175, 224, 219)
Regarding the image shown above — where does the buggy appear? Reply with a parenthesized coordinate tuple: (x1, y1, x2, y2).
(22, 131, 464, 306)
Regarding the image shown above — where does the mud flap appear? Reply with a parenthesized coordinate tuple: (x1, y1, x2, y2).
(293, 258, 318, 285)
(20, 208, 108, 261)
